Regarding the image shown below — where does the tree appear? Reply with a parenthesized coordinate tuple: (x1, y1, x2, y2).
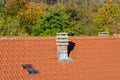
(18, 2, 44, 34)
(31, 3, 70, 36)
(94, 0, 120, 33)
(0, 16, 28, 36)
(4, 0, 29, 16)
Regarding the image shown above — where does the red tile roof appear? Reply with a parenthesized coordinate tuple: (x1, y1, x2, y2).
(0, 36, 120, 80)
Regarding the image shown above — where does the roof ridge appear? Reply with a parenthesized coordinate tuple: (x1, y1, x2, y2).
(0, 36, 119, 41)
(0, 36, 55, 40)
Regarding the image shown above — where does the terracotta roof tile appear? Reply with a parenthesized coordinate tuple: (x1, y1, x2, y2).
(0, 36, 120, 80)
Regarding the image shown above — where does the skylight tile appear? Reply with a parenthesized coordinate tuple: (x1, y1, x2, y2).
(22, 64, 34, 70)
(27, 69, 39, 75)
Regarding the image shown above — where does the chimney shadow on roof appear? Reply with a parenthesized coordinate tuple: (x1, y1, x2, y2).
(68, 41, 75, 57)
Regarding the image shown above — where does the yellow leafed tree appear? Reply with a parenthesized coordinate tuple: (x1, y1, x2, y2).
(19, 2, 44, 25)
(94, 0, 120, 33)
(18, 2, 45, 34)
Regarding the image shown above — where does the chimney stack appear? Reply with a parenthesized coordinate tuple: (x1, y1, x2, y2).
(56, 33, 72, 62)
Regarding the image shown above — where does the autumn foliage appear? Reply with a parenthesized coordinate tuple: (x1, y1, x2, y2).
(94, 0, 120, 33)
(0, 0, 120, 36)
(18, 2, 45, 34)
(19, 2, 44, 25)
(5, 0, 29, 15)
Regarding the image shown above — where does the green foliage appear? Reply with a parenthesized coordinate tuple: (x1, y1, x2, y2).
(0, 0, 120, 36)
(31, 3, 70, 36)
(0, 16, 28, 36)
(0, 0, 5, 12)
(0, 16, 18, 36)
(64, 1, 97, 36)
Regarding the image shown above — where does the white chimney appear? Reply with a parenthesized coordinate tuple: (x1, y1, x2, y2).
(56, 33, 72, 62)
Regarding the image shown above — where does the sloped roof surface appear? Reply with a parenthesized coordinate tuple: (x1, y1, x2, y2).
(0, 36, 120, 80)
